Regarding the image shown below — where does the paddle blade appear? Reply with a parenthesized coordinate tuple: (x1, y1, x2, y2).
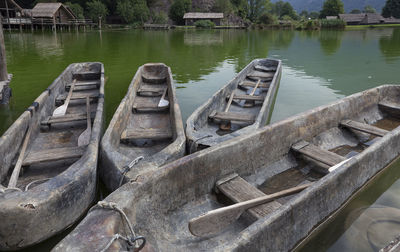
(78, 128, 90, 146)
(158, 98, 169, 108)
(188, 206, 243, 237)
(52, 105, 67, 117)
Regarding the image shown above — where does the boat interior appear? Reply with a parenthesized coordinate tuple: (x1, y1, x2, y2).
(0, 63, 102, 192)
(111, 64, 180, 162)
(115, 88, 400, 251)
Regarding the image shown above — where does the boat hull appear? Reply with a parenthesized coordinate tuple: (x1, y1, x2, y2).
(55, 85, 400, 251)
(0, 63, 105, 250)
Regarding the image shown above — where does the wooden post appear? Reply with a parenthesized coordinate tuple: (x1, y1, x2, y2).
(99, 16, 101, 30)
(52, 16, 56, 32)
(0, 18, 8, 82)
(41, 18, 44, 31)
(5, 0, 11, 32)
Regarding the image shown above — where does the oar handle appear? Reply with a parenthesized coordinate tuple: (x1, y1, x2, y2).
(64, 79, 77, 106)
(249, 79, 261, 96)
(86, 96, 91, 128)
(224, 92, 235, 112)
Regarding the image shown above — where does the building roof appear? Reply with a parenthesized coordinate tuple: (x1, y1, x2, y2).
(362, 13, 384, 24)
(384, 17, 400, 24)
(339, 14, 365, 23)
(32, 3, 76, 19)
(183, 12, 224, 19)
(326, 16, 337, 20)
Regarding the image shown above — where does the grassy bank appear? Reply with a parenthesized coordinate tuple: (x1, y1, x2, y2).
(346, 23, 400, 30)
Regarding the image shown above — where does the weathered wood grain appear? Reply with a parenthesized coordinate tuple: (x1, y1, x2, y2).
(22, 146, 86, 166)
(340, 119, 388, 137)
(292, 140, 345, 167)
(121, 128, 172, 141)
(209, 111, 256, 123)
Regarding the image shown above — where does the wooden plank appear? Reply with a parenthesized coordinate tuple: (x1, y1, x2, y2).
(132, 99, 169, 112)
(209, 111, 256, 123)
(56, 91, 99, 103)
(340, 119, 389, 137)
(22, 146, 86, 166)
(121, 128, 172, 141)
(292, 140, 345, 167)
(73, 71, 100, 80)
(141, 74, 166, 84)
(254, 65, 277, 72)
(216, 174, 282, 219)
(379, 100, 400, 116)
(247, 71, 275, 79)
(41, 112, 95, 126)
(137, 86, 165, 97)
(66, 80, 100, 90)
(230, 94, 264, 101)
(239, 81, 270, 89)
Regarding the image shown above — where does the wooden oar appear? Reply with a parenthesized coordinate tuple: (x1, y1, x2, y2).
(8, 114, 35, 188)
(158, 88, 169, 108)
(220, 92, 235, 130)
(188, 183, 312, 237)
(78, 96, 91, 146)
(240, 79, 261, 107)
(53, 79, 77, 117)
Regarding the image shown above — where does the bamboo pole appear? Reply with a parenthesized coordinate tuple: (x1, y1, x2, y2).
(4, 0, 10, 32)
(0, 18, 8, 82)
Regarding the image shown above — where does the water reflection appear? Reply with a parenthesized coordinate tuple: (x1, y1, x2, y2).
(379, 28, 400, 62)
(319, 30, 344, 56)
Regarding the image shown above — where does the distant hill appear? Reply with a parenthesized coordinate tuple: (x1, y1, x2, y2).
(271, 0, 387, 13)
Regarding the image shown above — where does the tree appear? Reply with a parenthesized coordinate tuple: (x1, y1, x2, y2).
(86, 1, 109, 22)
(248, 0, 271, 21)
(116, 0, 150, 24)
(320, 0, 344, 18)
(300, 10, 308, 18)
(364, 5, 376, 13)
(382, 0, 400, 18)
(271, 1, 297, 20)
(65, 2, 84, 19)
(350, 9, 361, 14)
(309, 11, 319, 19)
(168, 0, 191, 24)
(212, 0, 233, 15)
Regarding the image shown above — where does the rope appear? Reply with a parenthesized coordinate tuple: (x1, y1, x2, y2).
(97, 201, 146, 251)
(189, 135, 212, 154)
(119, 156, 144, 187)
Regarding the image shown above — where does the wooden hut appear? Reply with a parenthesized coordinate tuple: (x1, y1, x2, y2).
(183, 12, 224, 26)
(31, 3, 76, 27)
(0, 0, 23, 19)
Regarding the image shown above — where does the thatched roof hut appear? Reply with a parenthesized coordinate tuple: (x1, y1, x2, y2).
(183, 12, 224, 26)
(32, 3, 76, 22)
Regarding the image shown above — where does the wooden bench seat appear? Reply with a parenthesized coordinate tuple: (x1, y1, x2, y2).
(239, 81, 270, 89)
(22, 146, 86, 166)
(340, 119, 389, 137)
(216, 173, 282, 220)
(73, 71, 100, 80)
(121, 128, 172, 142)
(141, 74, 167, 84)
(254, 65, 277, 72)
(66, 80, 100, 90)
(132, 99, 169, 113)
(56, 91, 99, 105)
(137, 86, 166, 97)
(379, 100, 400, 116)
(292, 140, 345, 170)
(247, 72, 275, 79)
(209, 111, 256, 124)
(41, 112, 95, 127)
(227, 94, 264, 102)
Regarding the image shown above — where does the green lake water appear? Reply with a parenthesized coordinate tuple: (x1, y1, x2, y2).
(1, 28, 400, 251)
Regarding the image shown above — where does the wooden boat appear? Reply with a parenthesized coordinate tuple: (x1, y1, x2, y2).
(0, 62, 104, 250)
(55, 85, 400, 252)
(186, 58, 281, 153)
(100, 63, 185, 191)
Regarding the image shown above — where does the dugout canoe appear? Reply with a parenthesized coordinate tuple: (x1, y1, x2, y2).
(55, 85, 400, 252)
(0, 62, 105, 250)
(186, 58, 281, 153)
(100, 63, 185, 191)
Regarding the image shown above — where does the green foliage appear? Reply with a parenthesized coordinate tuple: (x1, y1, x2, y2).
(212, 0, 233, 15)
(299, 10, 308, 17)
(364, 5, 376, 13)
(382, 0, 400, 18)
(152, 11, 168, 24)
(116, 0, 150, 24)
(86, 0, 109, 21)
(309, 11, 320, 19)
(169, 0, 191, 24)
(258, 12, 275, 24)
(295, 19, 320, 30)
(248, 0, 271, 21)
(271, 1, 298, 20)
(65, 2, 84, 19)
(320, 18, 346, 28)
(350, 9, 361, 14)
(320, 0, 344, 18)
(194, 20, 215, 28)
